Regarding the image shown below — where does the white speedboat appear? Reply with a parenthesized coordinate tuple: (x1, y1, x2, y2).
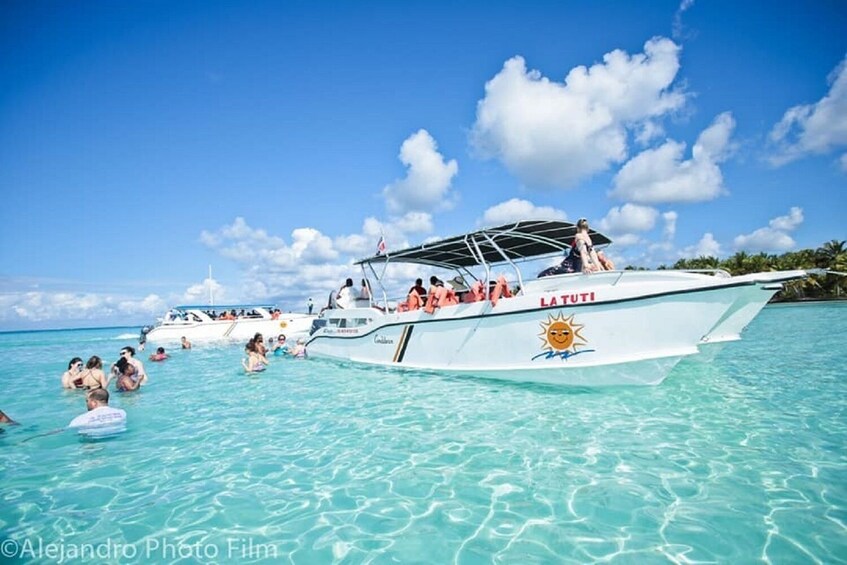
(305, 220, 810, 386)
(143, 304, 316, 345)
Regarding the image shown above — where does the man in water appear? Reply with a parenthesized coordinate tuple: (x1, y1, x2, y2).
(68, 389, 126, 437)
(149, 347, 169, 362)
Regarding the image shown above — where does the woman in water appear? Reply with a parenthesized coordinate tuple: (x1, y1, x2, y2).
(242, 340, 267, 373)
(61, 357, 85, 389)
(272, 334, 288, 355)
(79, 356, 110, 390)
(115, 362, 142, 392)
(253, 333, 268, 357)
(289, 338, 307, 359)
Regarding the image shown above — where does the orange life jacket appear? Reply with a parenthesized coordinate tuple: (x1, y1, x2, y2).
(489, 275, 512, 307)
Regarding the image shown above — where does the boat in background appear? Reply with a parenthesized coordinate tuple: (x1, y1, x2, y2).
(305, 220, 812, 386)
(143, 304, 315, 344)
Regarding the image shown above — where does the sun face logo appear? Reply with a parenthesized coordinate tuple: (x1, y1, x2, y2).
(538, 312, 587, 354)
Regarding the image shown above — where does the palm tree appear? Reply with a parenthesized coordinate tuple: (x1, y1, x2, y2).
(722, 251, 750, 275)
(815, 240, 846, 268)
(815, 240, 847, 297)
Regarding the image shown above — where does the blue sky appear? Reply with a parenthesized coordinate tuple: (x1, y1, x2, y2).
(1, 0, 845, 330)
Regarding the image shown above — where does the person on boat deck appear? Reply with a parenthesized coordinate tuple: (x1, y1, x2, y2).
(428, 276, 444, 297)
(119, 346, 148, 385)
(78, 356, 110, 390)
(596, 250, 615, 271)
(307, 297, 314, 315)
(336, 278, 358, 309)
(61, 357, 85, 389)
(409, 278, 428, 303)
(181, 336, 192, 349)
(149, 347, 169, 362)
(115, 361, 143, 392)
(574, 218, 605, 273)
(360, 279, 372, 300)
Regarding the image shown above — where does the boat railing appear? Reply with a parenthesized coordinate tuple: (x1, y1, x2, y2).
(678, 268, 732, 278)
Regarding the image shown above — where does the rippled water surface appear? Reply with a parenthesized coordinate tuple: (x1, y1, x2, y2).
(1, 303, 846, 563)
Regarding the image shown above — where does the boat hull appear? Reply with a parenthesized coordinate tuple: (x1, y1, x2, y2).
(699, 271, 804, 345)
(146, 314, 315, 344)
(307, 280, 747, 386)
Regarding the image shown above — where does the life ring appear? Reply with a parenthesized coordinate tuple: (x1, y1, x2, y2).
(279, 321, 288, 328)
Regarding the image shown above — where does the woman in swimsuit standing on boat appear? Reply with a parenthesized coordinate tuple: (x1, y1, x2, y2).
(574, 218, 607, 273)
(61, 357, 85, 389)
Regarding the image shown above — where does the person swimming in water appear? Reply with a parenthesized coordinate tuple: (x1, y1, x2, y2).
(148, 347, 169, 362)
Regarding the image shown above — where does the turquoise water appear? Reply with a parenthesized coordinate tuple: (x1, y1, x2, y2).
(1, 303, 845, 563)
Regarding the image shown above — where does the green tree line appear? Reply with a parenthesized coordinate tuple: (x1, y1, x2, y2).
(628, 240, 847, 301)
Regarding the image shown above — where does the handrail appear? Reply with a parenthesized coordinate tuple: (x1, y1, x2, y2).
(678, 268, 732, 278)
(481, 231, 524, 295)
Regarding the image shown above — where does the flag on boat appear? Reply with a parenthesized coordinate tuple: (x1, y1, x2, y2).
(376, 235, 386, 255)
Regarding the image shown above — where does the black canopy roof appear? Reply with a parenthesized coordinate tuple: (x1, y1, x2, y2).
(355, 220, 612, 269)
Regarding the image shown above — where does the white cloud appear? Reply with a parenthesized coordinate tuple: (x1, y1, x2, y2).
(198, 215, 444, 308)
(733, 207, 804, 252)
(470, 37, 686, 188)
(182, 277, 227, 305)
(120, 294, 169, 315)
(613, 233, 644, 247)
(480, 198, 567, 225)
(382, 129, 459, 215)
(334, 213, 434, 257)
(201, 217, 339, 270)
(680, 232, 721, 258)
(662, 211, 678, 240)
(611, 112, 735, 203)
(597, 203, 659, 233)
(634, 120, 666, 145)
(391, 212, 434, 234)
(290, 228, 338, 263)
(768, 56, 847, 166)
(673, 0, 696, 40)
(0, 290, 167, 327)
